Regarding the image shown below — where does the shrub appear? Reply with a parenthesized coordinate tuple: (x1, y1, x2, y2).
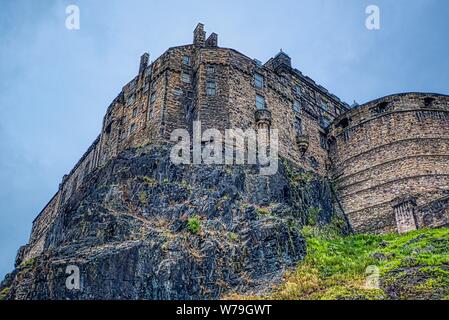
(139, 191, 148, 205)
(142, 176, 157, 186)
(307, 206, 322, 226)
(228, 232, 239, 242)
(256, 207, 271, 216)
(0, 287, 10, 300)
(20, 257, 36, 269)
(187, 216, 201, 234)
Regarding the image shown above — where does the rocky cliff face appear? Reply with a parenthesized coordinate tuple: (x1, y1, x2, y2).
(0, 144, 343, 300)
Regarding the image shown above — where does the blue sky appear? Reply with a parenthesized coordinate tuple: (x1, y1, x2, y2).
(0, 0, 448, 280)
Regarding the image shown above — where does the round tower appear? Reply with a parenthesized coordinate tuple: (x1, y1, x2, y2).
(329, 93, 449, 233)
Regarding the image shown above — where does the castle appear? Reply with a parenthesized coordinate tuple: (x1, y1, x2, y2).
(20, 24, 449, 263)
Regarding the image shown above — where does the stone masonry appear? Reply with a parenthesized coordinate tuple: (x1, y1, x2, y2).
(19, 24, 449, 263)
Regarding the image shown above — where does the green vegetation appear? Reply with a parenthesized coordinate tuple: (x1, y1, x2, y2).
(0, 287, 10, 300)
(142, 176, 157, 186)
(187, 216, 201, 234)
(291, 171, 314, 185)
(307, 206, 322, 226)
(231, 227, 449, 300)
(228, 232, 239, 242)
(139, 191, 148, 205)
(19, 257, 36, 269)
(256, 207, 272, 216)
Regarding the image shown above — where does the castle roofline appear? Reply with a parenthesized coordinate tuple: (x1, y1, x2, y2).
(359, 92, 449, 108)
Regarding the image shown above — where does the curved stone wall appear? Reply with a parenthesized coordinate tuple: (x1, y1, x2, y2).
(329, 93, 449, 233)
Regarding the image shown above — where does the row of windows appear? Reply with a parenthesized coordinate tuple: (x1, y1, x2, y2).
(253, 72, 339, 117)
(256, 93, 302, 114)
(183, 55, 217, 76)
(254, 73, 303, 96)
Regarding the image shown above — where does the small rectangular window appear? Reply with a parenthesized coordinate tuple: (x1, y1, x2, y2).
(128, 80, 136, 90)
(255, 73, 264, 89)
(129, 123, 137, 134)
(143, 82, 149, 93)
(256, 95, 265, 110)
(294, 117, 302, 136)
(132, 107, 138, 117)
(181, 71, 191, 83)
(150, 92, 156, 103)
(320, 133, 329, 150)
(293, 100, 301, 113)
(206, 65, 215, 74)
(293, 85, 302, 95)
(206, 81, 216, 96)
(183, 55, 190, 66)
(321, 101, 329, 111)
(320, 116, 331, 129)
(127, 94, 135, 106)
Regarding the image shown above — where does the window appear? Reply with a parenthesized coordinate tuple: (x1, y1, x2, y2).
(143, 82, 149, 93)
(321, 101, 329, 111)
(293, 100, 301, 113)
(294, 117, 302, 136)
(129, 123, 137, 134)
(337, 117, 350, 129)
(128, 80, 136, 90)
(174, 88, 183, 96)
(206, 81, 216, 96)
(183, 55, 190, 66)
(424, 97, 435, 107)
(206, 65, 215, 74)
(127, 94, 135, 106)
(145, 67, 151, 78)
(320, 116, 331, 129)
(255, 73, 264, 89)
(181, 71, 191, 83)
(132, 107, 138, 117)
(293, 85, 302, 96)
(150, 92, 156, 103)
(371, 101, 390, 115)
(256, 95, 265, 110)
(320, 133, 329, 150)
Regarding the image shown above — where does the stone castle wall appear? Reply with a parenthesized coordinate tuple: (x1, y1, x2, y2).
(17, 25, 449, 265)
(329, 93, 449, 233)
(21, 24, 349, 262)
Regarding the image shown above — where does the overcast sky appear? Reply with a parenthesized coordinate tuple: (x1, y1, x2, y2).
(1, 0, 448, 280)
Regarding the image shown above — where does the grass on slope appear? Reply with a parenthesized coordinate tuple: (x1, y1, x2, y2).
(229, 226, 449, 300)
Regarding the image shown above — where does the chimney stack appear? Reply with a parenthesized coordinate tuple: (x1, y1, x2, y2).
(139, 52, 149, 75)
(193, 23, 206, 47)
(205, 32, 218, 47)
